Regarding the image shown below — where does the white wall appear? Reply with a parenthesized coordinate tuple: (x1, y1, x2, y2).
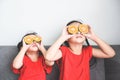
(0, 0, 120, 45)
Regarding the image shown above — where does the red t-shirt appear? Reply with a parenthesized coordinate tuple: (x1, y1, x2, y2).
(12, 55, 52, 80)
(58, 46, 92, 80)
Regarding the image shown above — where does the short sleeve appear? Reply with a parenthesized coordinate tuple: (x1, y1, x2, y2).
(87, 46, 93, 60)
(42, 57, 52, 74)
(11, 64, 20, 74)
(59, 46, 67, 57)
(11, 56, 26, 74)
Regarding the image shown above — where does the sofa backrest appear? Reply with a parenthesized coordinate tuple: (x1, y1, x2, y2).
(104, 45, 120, 80)
(0, 46, 106, 80)
(0, 46, 60, 80)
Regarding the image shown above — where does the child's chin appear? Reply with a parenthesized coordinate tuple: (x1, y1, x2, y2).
(30, 47, 39, 51)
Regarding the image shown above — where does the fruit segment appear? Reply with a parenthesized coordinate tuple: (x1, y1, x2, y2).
(79, 24, 88, 34)
(67, 25, 79, 34)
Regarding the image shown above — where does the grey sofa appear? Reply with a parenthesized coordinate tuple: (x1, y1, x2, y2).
(0, 45, 119, 80)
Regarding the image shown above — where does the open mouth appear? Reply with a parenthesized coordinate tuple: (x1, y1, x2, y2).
(76, 34, 83, 38)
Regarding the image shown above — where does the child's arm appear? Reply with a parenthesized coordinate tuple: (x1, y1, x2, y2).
(85, 25, 115, 58)
(37, 42, 54, 66)
(12, 40, 30, 69)
(45, 27, 74, 61)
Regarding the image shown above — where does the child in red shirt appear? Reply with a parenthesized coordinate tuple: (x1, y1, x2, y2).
(12, 32, 54, 80)
(45, 20, 115, 80)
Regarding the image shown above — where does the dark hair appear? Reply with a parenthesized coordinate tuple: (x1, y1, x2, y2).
(63, 20, 90, 46)
(17, 32, 37, 51)
(66, 20, 82, 26)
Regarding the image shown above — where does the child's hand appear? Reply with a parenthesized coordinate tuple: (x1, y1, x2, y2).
(36, 42, 43, 49)
(61, 26, 75, 40)
(22, 39, 31, 49)
(36, 42, 46, 56)
(83, 25, 97, 40)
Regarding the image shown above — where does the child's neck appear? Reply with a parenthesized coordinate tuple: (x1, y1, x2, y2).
(27, 52, 39, 62)
(69, 44, 83, 55)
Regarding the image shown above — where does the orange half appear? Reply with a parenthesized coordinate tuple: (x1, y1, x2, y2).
(24, 35, 33, 44)
(79, 24, 89, 34)
(67, 25, 79, 34)
(33, 36, 42, 42)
